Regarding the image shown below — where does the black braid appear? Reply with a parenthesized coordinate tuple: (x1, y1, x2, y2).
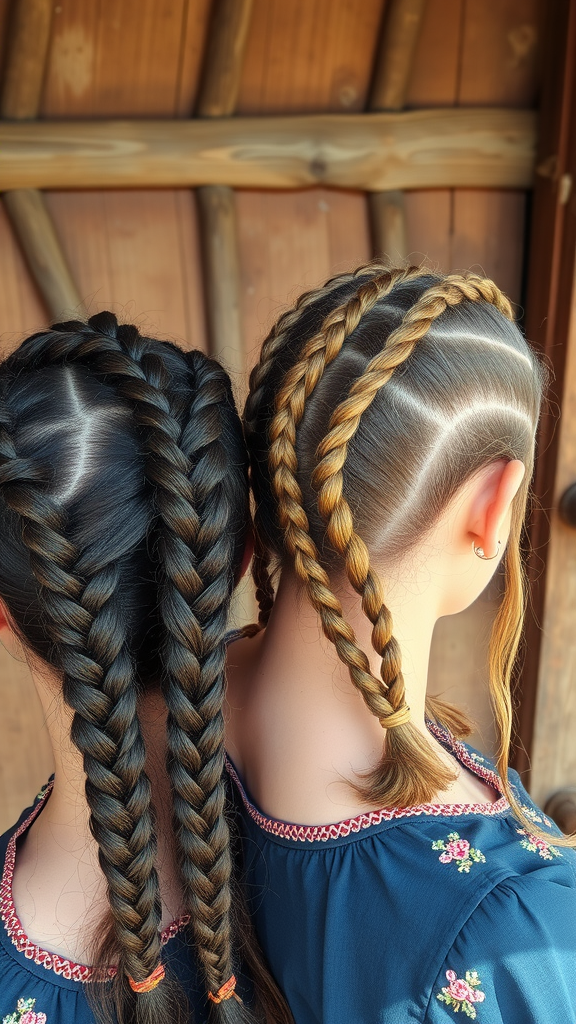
(0, 376, 166, 1013)
(81, 320, 253, 1016)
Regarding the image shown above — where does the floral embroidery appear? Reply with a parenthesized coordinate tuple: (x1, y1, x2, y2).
(517, 828, 562, 860)
(520, 804, 543, 825)
(432, 832, 486, 873)
(469, 752, 485, 764)
(437, 970, 485, 1018)
(2, 998, 47, 1024)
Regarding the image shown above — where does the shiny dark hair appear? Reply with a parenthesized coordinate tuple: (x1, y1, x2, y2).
(0, 313, 292, 1024)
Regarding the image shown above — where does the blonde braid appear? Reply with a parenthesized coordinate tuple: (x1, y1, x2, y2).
(247, 261, 413, 630)
(304, 273, 514, 805)
(267, 267, 431, 782)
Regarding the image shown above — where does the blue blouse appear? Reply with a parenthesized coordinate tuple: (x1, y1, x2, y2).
(0, 781, 250, 1024)
(227, 723, 576, 1024)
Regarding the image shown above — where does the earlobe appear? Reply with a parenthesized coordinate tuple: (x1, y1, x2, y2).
(470, 460, 526, 559)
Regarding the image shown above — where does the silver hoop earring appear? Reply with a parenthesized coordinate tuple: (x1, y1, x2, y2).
(473, 541, 501, 560)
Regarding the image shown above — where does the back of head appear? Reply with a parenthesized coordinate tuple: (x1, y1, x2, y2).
(0, 313, 288, 1023)
(244, 263, 545, 826)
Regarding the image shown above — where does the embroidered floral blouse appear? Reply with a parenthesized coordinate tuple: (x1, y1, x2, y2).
(0, 783, 250, 1023)
(227, 724, 576, 1024)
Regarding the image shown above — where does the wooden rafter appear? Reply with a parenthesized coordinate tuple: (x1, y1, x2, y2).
(3, 189, 84, 318)
(370, 0, 426, 113)
(1, 0, 85, 319)
(197, 0, 254, 118)
(1, 0, 53, 120)
(368, 0, 427, 261)
(0, 109, 536, 192)
(195, 0, 254, 379)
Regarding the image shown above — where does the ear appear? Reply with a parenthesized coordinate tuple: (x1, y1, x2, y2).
(468, 460, 526, 558)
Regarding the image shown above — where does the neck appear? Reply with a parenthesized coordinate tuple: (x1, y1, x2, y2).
(11, 673, 183, 964)
(268, 567, 439, 734)
(227, 567, 451, 823)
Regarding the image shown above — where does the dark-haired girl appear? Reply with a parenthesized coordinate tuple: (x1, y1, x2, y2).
(0, 315, 292, 1024)
(225, 264, 576, 1024)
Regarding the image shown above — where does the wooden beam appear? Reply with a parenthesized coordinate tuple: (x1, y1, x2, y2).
(197, 186, 244, 379)
(3, 189, 86, 319)
(370, 0, 426, 113)
(0, 109, 536, 192)
(196, 0, 254, 118)
(368, 0, 427, 261)
(1, 0, 53, 119)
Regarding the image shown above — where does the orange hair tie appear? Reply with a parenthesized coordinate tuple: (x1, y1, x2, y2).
(128, 963, 165, 993)
(207, 975, 242, 1004)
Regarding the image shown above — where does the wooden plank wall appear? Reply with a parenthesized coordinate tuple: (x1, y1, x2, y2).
(0, 0, 540, 831)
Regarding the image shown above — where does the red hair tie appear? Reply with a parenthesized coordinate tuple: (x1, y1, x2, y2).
(128, 963, 165, 993)
(208, 974, 242, 1004)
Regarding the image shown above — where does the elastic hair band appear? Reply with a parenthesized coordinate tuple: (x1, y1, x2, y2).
(208, 974, 242, 1004)
(379, 703, 411, 730)
(128, 963, 165, 993)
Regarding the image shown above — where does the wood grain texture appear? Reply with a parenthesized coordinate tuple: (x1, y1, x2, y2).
(237, 189, 371, 374)
(369, 190, 408, 260)
(0, 109, 537, 191)
(44, 189, 206, 348)
(406, 0, 463, 108)
(405, 189, 525, 302)
(459, 0, 540, 108)
(237, 0, 385, 114)
(1, 0, 53, 118)
(404, 189, 452, 270)
(196, 0, 254, 117)
(41, 0, 196, 117)
(370, 0, 426, 111)
(3, 189, 85, 319)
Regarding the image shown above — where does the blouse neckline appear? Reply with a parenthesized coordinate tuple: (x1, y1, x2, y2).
(0, 781, 190, 984)
(225, 721, 510, 844)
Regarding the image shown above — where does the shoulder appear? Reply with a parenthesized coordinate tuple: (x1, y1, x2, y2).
(424, 854, 576, 1023)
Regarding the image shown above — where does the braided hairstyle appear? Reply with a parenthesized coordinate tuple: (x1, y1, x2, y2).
(0, 314, 293, 1023)
(243, 260, 567, 841)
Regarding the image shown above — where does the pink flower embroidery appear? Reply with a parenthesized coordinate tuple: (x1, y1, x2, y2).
(437, 970, 485, 1018)
(3, 1000, 48, 1024)
(447, 839, 470, 860)
(432, 833, 486, 873)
